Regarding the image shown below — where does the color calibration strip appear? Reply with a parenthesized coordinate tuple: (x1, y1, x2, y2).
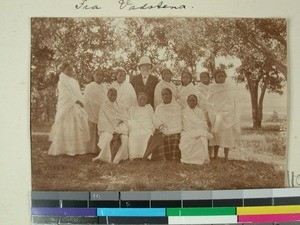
(31, 188, 300, 224)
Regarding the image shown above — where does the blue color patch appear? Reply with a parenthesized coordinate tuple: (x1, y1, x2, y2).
(96, 208, 166, 217)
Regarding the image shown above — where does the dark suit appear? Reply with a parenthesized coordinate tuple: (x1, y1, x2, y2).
(131, 74, 159, 107)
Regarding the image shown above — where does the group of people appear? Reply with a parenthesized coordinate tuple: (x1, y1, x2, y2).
(48, 56, 240, 165)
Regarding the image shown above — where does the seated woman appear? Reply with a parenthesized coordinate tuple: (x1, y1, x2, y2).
(92, 88, 129, 164)
(110, 67, 137, 111)
(153, 88, 182, 161)
(48, 62, 90, 156)
(177, 68, 199, 109)
(127, 92, 155, 159)
(83, 69, 108, 153)
(179, 94, 213, 165)
(154, 68, 178, 109)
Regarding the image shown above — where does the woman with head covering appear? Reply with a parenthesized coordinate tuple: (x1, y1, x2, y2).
(179, 94, 212, 165)
(48, 62, 90, 156)
(177, 68, 200, 109)
(198, 72, 210, 95)
(92, 88, 129, 164)
(153, 88, 182, 161)
(110, 67, 137, 111)
(127, 92, 155, 159)
(207, 69, 240, 161)
(197, 71, 211, 110)
(153, 68, 178, 109)
(83, 68, 108, 153)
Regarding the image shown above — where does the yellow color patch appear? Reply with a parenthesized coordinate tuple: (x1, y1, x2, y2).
(237, 205, 300, 215)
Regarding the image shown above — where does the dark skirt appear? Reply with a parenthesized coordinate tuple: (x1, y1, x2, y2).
(161, 133, 181, 161)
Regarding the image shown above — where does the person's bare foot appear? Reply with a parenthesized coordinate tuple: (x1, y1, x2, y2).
(92, 156, 101, 162)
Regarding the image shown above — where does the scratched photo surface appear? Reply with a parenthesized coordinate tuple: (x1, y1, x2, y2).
(31, 17, 287, 191)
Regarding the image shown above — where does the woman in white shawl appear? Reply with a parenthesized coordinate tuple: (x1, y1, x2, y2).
(153, 88, 182, 161)
(197, 71, 210, 111)
(83, 69, 108, 153)
(154, 68, 178, 109)
(110, 67, 137, 111)
(207, 69, 240, 161)
(198, 71, 210, 98)
(48, 62, 90, 156)
(177, 69, 200, 109)
(92, 88, 129, 164)
(127, 92, 155, 159)
(179, 94, 212, 165)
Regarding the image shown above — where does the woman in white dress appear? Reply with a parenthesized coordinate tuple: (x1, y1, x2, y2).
(83, 69, 107, 153)
(207, 69, 240, 161)
(177, 69, 199, 109)
(154, 68, 178, 109)
(110, 67, 137, 111)
(48, 62, 90, 156)
(127, 92, 155, 159)
(179, 94, 212, 165)
(92, 88, 129, 164)
(153, 88, 182, 161)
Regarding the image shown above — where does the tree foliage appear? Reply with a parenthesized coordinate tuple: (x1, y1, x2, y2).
(31, 18, 287, 126)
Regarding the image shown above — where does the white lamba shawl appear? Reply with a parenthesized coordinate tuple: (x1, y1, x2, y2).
(153, 101, 182, 135)
(48, 73, 90, 156)
(98, 100, 128, 134)
(177, 82, 199, 109)
(95, 100, 129, 163)
(54, 73, 84, 122)
(207, 82, 240, 134)
(127, 104, 155, 159)
(198, 82, 209, 97)
(110, 81, 137, 111)
(198, 82, 210, 111)
(179, 106, 212, 165)
(83, 82, 108, 124)
(154, 79, 178, 109)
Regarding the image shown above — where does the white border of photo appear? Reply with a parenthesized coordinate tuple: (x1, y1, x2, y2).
(1, 1, 300, 224)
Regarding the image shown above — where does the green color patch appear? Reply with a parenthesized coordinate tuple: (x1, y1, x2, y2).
(167, 207, 236, 216)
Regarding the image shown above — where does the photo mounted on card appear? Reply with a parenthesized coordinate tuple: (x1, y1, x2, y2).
(31, 17, 288, 191)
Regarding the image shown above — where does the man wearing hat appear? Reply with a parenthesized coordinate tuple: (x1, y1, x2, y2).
(131, 56, 159, 107)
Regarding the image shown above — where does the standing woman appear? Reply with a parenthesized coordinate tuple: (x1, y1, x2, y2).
(111, 67, 137, 111)
(83, 69, 108, 153)
(207, 69, 240, 161)
(153, 68, 178, 109)
(177, 69, 199, 109)
(49, 62, 90, 156)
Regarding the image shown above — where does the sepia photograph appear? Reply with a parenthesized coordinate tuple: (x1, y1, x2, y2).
(31, 17, 288, 191)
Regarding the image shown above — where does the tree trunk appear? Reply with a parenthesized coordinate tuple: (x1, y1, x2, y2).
(257, 78, 269, 128)
(250, 85, 262, 128)
(246, 74, 262, 128)
(207, 53, 216, 75)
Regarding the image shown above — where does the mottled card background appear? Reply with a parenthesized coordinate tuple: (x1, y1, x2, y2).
(1, 0, 300, 225)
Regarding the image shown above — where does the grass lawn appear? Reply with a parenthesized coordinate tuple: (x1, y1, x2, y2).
(31, 120, 286, 191)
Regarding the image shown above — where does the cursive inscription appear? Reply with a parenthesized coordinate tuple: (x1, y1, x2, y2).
(119, 0, 186, 10)
(75, 0, 102, 10)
